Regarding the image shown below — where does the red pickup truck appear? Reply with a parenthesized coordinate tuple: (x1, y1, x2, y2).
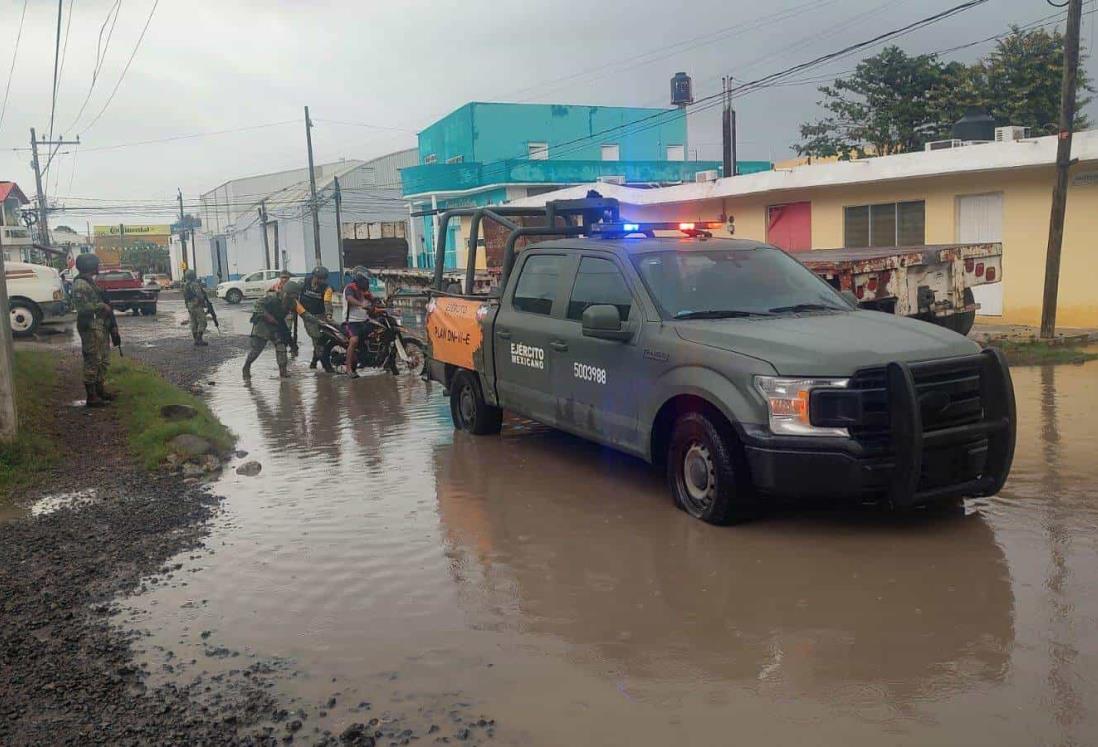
(95, 269, 159, 316)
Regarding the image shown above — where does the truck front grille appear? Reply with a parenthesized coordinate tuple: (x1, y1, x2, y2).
(848, 357, 985, 456)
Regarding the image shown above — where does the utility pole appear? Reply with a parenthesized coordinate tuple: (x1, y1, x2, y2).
(1040, 0, 1083, 339)
(304, 105, 322, 266)
(29, 129, 80, 248)
(721, 77, 738, 178)
(333, 176, 345, 284)
(0, 246, 17, 442)
(177, 188, 189, 273)
(258, 201, 271, 271)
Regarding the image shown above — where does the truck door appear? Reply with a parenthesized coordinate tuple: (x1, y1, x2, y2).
(553, 255, 644, 452)
(493, 252, 573, 426)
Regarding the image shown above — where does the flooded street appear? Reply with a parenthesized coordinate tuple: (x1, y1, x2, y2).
(106, 303, 1098, 745)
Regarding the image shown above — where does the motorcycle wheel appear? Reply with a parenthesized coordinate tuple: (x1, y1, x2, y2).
(394, 339, 426, 376)
(324, 339, 348, 371)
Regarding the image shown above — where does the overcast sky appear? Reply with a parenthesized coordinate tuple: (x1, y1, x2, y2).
(1, 0, 1095, 228)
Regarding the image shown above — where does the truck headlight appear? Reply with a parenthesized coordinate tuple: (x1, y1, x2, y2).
(754, 376, 850, 437)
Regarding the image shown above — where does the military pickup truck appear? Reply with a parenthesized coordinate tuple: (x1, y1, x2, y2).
(423, 198, 1016, 524)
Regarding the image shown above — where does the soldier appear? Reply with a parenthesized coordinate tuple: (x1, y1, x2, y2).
(181, 270, 209, 347)
(242, 280, 317, 379)
(71, 253, 116, 408)
(300, 265, 334, 372)
(271, 268, 292, 293)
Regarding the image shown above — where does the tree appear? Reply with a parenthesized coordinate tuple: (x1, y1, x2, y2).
(121, 244, 170, 274)
(969, 26, 1092, 134)
(796, 28, 1094, 158)
(795, 47, 957, 159)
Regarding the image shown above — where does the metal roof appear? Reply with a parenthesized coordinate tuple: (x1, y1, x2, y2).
(0, 181, 29, 204)
(510, 130, 1098, 209)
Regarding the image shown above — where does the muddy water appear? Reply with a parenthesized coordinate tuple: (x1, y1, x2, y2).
(121, 354, 1098, 745)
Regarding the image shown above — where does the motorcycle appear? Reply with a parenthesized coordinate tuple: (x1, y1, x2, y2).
(317, 309, 426, 376)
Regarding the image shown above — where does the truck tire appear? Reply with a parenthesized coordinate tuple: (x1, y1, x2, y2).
(667, 412, 755, 525)
(950, 288, 976, 336)
(140, 303, 157, 316)
(9, 299, 41, 338)
(450, 370, 502, 435)
(225, 288, 243, 305)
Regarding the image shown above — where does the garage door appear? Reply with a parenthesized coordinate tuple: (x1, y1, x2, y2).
(957, 193, 1004, 316)
(767, 202, 812, 252)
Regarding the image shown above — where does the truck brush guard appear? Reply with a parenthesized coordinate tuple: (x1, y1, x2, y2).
(813, 348, 1016, 506)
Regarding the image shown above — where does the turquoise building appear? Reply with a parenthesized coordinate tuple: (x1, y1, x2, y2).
(401, 102, 756, 268)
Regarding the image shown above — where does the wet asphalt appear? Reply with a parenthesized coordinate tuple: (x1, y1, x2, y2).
(6, 296, 1098, 745)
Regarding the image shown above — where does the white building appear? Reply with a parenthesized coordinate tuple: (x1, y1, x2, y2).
(184, 149, 416, 286)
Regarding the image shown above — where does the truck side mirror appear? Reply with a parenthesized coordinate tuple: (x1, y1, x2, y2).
(582, 304, 632, 341)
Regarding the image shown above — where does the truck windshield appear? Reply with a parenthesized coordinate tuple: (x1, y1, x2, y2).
(631, 247, 850, 320)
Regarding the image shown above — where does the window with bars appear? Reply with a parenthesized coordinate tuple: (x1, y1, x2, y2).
(843, 201, 925, 248)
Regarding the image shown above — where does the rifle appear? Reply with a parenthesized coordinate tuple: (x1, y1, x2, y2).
(106, 305, 123, 357)
(205, 297, 220, 332)
(275, 316, 298, 357)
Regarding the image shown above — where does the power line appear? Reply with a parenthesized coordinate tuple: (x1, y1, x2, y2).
(80, 0, 160, 135)
(66, 0, 122, 133)
(78, 120, 299, 152)
(0, 0, 29, 133)
(313, 118, 417, 134)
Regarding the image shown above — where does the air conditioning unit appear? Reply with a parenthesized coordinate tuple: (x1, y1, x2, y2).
(597, 175, 625, 185)
(925, 139, 963, 151)
(995, 126, 1030, 143)
(695, 169, 720, 183)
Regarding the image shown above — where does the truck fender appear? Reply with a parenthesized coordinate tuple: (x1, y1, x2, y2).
(641, 365, 771, 463)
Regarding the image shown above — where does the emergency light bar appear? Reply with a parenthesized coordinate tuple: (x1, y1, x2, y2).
(587, 221, 725, 238)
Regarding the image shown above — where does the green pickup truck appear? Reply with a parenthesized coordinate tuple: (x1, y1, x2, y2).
(423, 198, 1016, 524)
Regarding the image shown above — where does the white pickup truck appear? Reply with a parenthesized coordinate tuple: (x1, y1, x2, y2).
(6, 261, 68, 337)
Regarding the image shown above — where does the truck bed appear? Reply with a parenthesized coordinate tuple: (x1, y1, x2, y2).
(799, 243, 1000, 270)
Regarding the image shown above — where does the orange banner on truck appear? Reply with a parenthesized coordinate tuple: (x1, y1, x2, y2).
(426, 297, 485, 370)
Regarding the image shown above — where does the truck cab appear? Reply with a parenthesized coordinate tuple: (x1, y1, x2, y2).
(425, 199, 1016, 525)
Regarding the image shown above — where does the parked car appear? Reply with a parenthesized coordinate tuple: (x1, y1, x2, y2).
(215, 269, 284, 304)
(6, 261, 68, 337)
(95, 269, 159, 315)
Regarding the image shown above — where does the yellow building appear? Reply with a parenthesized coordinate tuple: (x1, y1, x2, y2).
(513, 131, 1098, 328)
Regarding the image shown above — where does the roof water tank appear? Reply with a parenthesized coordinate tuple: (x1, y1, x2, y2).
(671, 72, 693, 107)
(951, 107, 996, 142)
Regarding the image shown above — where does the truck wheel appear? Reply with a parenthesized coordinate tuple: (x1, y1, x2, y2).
(667, 412, 755, 525)
(226, 288, 243, 305)
(450, 370, 502, 435)
(140, 304, 157, 316)
(950, 288, 976, 336)
(9, 300, 41, 337)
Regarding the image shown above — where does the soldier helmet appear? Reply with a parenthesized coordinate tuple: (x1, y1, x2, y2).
(282, 280, 304, 298)
(184, 270, 197, 281)
(312, 265, 329, 280)
(74, 253, 100, 274)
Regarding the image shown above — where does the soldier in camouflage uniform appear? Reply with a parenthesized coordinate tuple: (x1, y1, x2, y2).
(181, 270, 210, 346)
(300, 265, 335, 372)
(71, 254, 116, 408)
(242, 280, 317, 379)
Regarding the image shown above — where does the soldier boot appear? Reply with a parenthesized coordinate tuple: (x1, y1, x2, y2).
(85, 383, 107, 408)
(96, 382, 116, 401)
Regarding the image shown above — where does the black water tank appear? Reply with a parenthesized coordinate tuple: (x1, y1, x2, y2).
(951, 107, 996, 142)
(671, 72, 693, 107)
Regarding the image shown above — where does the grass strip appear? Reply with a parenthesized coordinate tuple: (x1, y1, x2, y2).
(986, 339, 1098, 366)
(0, 351, 61, 494)
(109, 359, 235, 469)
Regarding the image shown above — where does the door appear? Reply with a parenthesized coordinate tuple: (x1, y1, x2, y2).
(241, 271, 268, 297)
(493, 252, 573, 425)
(766, 202, 812, 252)
(210, 236, 229, 283)
(957, 193, 1004, 315)
(553, 255, 644, 451)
